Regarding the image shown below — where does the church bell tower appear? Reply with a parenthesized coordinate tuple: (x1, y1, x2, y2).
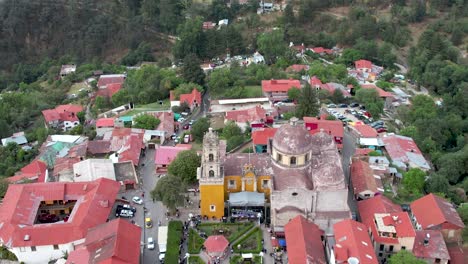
(198, 128, 225, 219)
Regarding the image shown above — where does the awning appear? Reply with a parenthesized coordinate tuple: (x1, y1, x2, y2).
(242, 253, 253, 259)
(278, 239, 286, 247)
(359, 138, 384, 146)
(229, 192, 265, 207)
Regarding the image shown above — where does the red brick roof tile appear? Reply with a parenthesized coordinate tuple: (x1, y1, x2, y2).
(412, 230, 450, 261)
(251, 128, 278, 145)
(179, 88, 202, 106)
(261, 79, 301, 93)
(225, 106, 268, 123)
(204, 235, 229, 253)
(411, 193, 465, 230)
(355, 60, 372, 70)
(351, 160, 378, 195)
(285, 215, 326, 264)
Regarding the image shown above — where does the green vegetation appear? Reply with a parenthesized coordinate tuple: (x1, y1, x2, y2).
(132, 114, 161, 130)
(168, 150, 201, 184)
(188, 256, 205, 264)
(222, 121, 249, 152)
(388, 250, 425, 264)
(232, 227, 263, 254)
(166, 221, 184, 264)
(198, 222, 254, 242)
(191, 118, 211, 142)
(458, 204, 468, 242)
(0, 143, 38, 177)
(0, 246, 17, 261)
(151, 176, 186, 211)
(295, 84, 319, 119)
(187, 228, 205, 254)
(355, 88, 384, 119)
(397, 168, 426, 202)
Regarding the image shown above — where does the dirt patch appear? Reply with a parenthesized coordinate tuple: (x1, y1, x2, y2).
(209, 114, 225, 130)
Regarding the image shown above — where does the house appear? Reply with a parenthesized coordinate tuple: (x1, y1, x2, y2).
(225, 106, 275, 131)
(106, 128, 145, 167)
(0, 178, 120, 264)
(286, 64, 310, 73)
(412, 230, 450, 264)
(97, 74, 126, 89)
(355, 60, 373, 73)
(262, 79, 301, 103)
(285, 215, 326, 264)
(7, 160, 48, 184)
(95, 83, 122, 99)
(72, 159, 116, 182)
(66, 219, 141, 264)
(309, 76, 351, 97)
(410, 193, 465, 243)
(311, 47, 334, 55)
(303, 117, 344, 149)
(86, 140, 111, 157)
(42, 104, 84, 131)
(382, 134, 430, 171)
(170, 88, 202, 111)
(358, 196, 415, 262)
(349, 124, 383, 148)
(154, 145, 192, 173)
(252, 128, 277, 153)
(95, 118, 115, 137)
(367, 156, 390, 174)
(350, 159, 379, 200)
(1, 131, 28, 147)
(328, 219, 378, 264)
(203, 21, 216, 30)
(360, 84, 394, 109)
(60, 64, 76, 79)
(209, 97, 271, 113)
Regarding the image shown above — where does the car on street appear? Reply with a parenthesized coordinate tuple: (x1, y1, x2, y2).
(145, 217, 153, 228)
(376, 127, 387, 133)
(189, 119, 195, 125)
(339, 104, 348, 108)
(147, 237, 155, 250)
(170, 133, 177, 140)
(183, 124, 190, 130)
(132, 196, 143, 205)
(116, 204, 136, 213)
(350, 103, 359, 107)
(327, 104, 337, 108)
(178, 117, 185, 123)
(371, 121, 385, 128)
(116, 209, 134, 218)
(274, 102, 285, 106)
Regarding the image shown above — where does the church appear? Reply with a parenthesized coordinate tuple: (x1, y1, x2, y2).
(197, 117, 351, 234)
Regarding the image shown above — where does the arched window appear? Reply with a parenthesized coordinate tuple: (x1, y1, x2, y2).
(209, 170, 215, 177)
(277, 153, 282, 163)
(209, 154, 214, 162)
(290, 156, 297, 165)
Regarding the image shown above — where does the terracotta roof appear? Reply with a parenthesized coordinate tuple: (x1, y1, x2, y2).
(410, 193, 465, 230)
(9, 160, 48, 183)
(87, 140, 111, 155)
(153, 112, 174, 135)
(252, 128, 278, 145)
(304, 117, 344, 138)
(179, 88, 202, 106)
(285, 215, 326, 264)
(53, 157, 82, 178)
(333, 219, 378, 264)
(204, 235, 229, 253)
(447, 245, 468, 264)
(353, 124, 378, 138)
(286, 64, 309, 72)
(0, 178, 120, 247)
(97, 74, 125, 88)
(96, 83, 123, 98)
(225, 106, 268, 123)
(311, 47, 333, 54)
(67, 219, 141, 264)
(355, 60, 372, 70)
(118, 134, 144, 166)
(360, 84, 393, 98)
(261, 79, 301, 93)
(358, 195, 402, 231)
(412, 230, 450, 261)
(202, 21, 216, 30)
(155, 145, 192, 166)
(351, 160, 378, 195)
(354, 148, 373, 156)
(96, 118, 115, 128)
(382, 134, 430, 170)
(42, 104, 83, 123)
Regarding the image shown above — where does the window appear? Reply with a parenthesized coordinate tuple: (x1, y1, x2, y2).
(379, 244, 384, 251)
(209, 154, 214, 162)
(435, 258, 441, 263)
(53, 245, 59, 250)
(305, 154, 309, 162)
(19, 247, 26, 252)
(292, 192, 298, 197)
(277, 153, 282, 162)
(262, 180, 269, 188)
(378, 253, 383, 257)
(31, 246, 37, 252)
(389, 245, 394, 252)
(228, 180, 236, 189)
(210, 205, 216, 212)
(290, 156, 296, 165)
(209, 170, 215, 177)
(401, 246, 406, 250)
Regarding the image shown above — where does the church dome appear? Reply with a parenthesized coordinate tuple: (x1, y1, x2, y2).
(272, 117, 313, 155)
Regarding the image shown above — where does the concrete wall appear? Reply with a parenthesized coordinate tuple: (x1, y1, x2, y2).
(11, 241, 79, 264)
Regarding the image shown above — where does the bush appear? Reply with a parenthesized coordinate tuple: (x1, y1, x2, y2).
(188, 228, 205, 254)
(166, 221, 183, 264)
(232, 227, 263, 253)
(188, 256, 205, 264)
(227, 135, 246, 152)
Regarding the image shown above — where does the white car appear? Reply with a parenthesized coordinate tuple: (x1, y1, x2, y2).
(147, 237, 155, 250)
(132, 196, 143, 205)
(178, 117, 185, 122)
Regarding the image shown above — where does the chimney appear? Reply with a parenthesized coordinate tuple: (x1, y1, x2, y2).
(290, 117, 299, 126)
(423, 233, 430, 246)
(208, 127, 213, 133)
(392, 215, 399, 221)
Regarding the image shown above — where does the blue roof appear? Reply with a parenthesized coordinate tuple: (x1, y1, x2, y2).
(119, 116, 133, 122)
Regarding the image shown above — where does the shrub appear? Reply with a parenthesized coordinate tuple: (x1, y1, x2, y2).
(166, 221, 183, 263)
(188, 228, 205, 254)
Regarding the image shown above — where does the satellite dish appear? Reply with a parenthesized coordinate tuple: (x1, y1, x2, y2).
(348, 257, 360, 264)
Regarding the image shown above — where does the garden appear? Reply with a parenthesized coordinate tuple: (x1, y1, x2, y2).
(188, 255, 205, 264)
(165, 221, 183, 264)
(232, 227, 263, 254)
(188, 228, 205, 254)
(198, 222, 254, 242)
(230, 255, 263, 264)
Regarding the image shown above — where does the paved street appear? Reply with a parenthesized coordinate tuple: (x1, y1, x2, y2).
(342, 129, 358, 214)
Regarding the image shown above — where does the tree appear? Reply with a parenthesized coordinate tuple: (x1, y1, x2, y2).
(222, 121, 242, 139)
(425, 173, 450, 195)
(257, 30, 287, 64)
(181, 54, 205, 85)
(77, 111, 86, 124)
(388, 250, 425, 264)
(355, 88, 384, 118)
(331, 89, 345, 104)
(121, 42, 154, 66)
(151, 175, 186, 211)
(288, 87, 301, 101)
(401, 168, 426, 196)
(227, 135, 245, 152)
(0, 178, 10, 198)
(133, 114, 161, 129)
(458, 203, 468, 224)
(167, 150, 201, 183)
(191, 118, 210, 142)
(295, 84, 319, 118)
(173, 18, 206, 59)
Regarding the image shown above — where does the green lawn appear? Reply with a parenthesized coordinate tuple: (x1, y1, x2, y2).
(67, 82, 88, 95)
(198, 222, 254, 242)
(166, 221, 184, 264)
(188, 256, 205, 264)
(244, 85, 263, 98)
(135, 99, 170, 110)
(232, 227, 263, 254)
(188, 228, 205, 254)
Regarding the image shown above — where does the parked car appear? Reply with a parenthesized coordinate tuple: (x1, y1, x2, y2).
(339, 104, 348, 108)
(178, 117, 185, 123)
(376, 127, 387, 133)
(147, 237, 155, 250)
(170, 133, 177, 140)
(274, 102, 284, 106)
(132, 196, 143, 205)
(183, 124, 190, 130)
(117, 204, 136, 213)
(116, 209, 134, 218)
(189, 119, 195, 126)
(371, 121, 385, 128)
(350, 102, 359, 107)
(145, 217, 153, 228)
(327, 104, 337, 108)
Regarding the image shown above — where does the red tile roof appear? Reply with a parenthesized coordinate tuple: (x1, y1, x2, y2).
(261, 79, 301, 93)
(179, 88, 202, 106)
(286, 64, 309, 72)
(304, 117, 344, 138)
(411, 193, 465, 230)
(252, 128, 278, 145)
(353, 124, 378, 138)
(310, 76, 323, 87)
(96, 118, 115, 128)
(382, 134, 430, 170)
(355, 60, 372, 70)
(53, 157, 82, 177)
(42, 104, 83, 123)
(412, 230, 450, 261)
(447, 245, 468, 264)
(358, 195, 402, 232)
(0, 178, 120, 247)
(97, 74, 126, 88)
(154, 145, 192, 166)
(285, 215, 326, 264)
(311, 47, 333, 54)
(155, 111, 175, 135)
(96, 83, 123, 98)
(360, 84, 393, 98)
(87, 140, 111, 155)
(354, 148, 374, 156)
(8, 160, 48, 183)
(118, 134, 144, 166)
(204, 235, 229, 253)
(351, 160, 378, 195)
(67, 219, 141, 264)
(333, 219, 378, 264)
(203, 21, 216, 30)
(225, 106, 268, 123)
